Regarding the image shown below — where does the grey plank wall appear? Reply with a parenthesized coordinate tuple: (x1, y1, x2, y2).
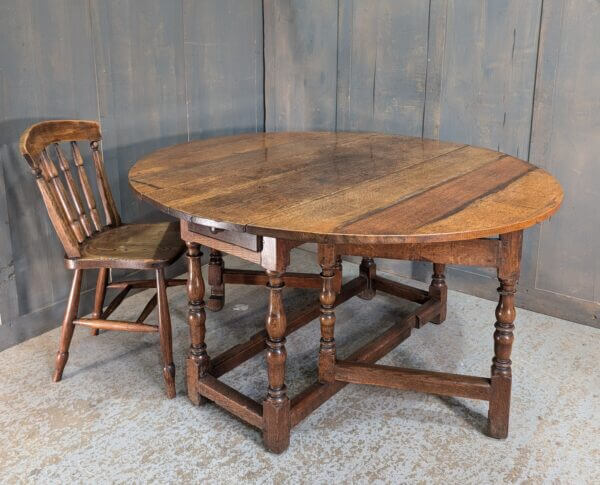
(90, 0, 189, 223)
(0, 0, 264, 350)
(184, 0, 264, 139)
(336, 0, 429, 135)
(411, 0, 542, 282)
(0, 159, 18, 326)
(425, 0, 541, 158)
(336, 0, 430, 275)
(528, 0, 600, 311)
(2, 0, 599, 353)
(264, 0, 338, 131)
(263, 0, 600, 327)
(0, 1, 99, 348)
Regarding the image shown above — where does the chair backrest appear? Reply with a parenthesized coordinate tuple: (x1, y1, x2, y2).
(20, 120, 121, 258)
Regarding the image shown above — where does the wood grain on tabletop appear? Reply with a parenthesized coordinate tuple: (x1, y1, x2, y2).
(129, 132, 563, 244)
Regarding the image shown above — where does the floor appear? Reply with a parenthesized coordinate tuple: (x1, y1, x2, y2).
(0, 249, 598, 484)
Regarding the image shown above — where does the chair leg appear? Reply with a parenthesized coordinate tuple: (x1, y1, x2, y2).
(53, 269, 84, 382)
(91, 268, 109, 335)
(156, 267, 176, 398)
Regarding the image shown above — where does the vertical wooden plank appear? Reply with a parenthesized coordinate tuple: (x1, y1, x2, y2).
(183, 0, 264, 138)
(336, 0, 429, 279)
(518, 0, 557, 291)
(422, 0, 448, 140)
(0, 0, 98, 315)
(90, 0, 188, 222)
(425, 0, 541, 158)
(336, 0, 377, 132)
(335, 0, 351, 132)
(337, 0, 429, 135)
(0, 159, 18, 322)
(529, 0, 600, 301)
(264, 0, 338, 131)
(423, 0, 541, 282)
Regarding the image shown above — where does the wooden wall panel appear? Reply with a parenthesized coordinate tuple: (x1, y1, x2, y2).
(422, 0, 448, 141)
(264, 0, 338, 131)
(424, 0, 541, 157)
(337, 0, 429, 135)
(90, 0, 189, 223)
(0, 158, 18, 322)
(0, 0, 265, 350)
(529, 0, 600, 302)
(1, 0, 599, 350)
(263, 0, 598, 326)
(184, 0, 264, 138)
(335, 0, 429, 277)
(0, 0, 99, 316)
(417, 0, 542, 282)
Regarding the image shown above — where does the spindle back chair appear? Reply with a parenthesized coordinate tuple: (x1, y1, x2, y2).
(20, 120, 186, 398)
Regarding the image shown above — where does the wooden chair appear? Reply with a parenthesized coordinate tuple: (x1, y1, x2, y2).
(20, 120, 186, 398)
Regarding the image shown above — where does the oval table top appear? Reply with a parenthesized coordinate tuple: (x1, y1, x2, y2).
(129, 132, 563, 244)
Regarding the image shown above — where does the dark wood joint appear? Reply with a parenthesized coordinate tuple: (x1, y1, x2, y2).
(358, 257, 377, 300)
(333, 255, 343, 294)
(428, 263, 448, 324)
(207, 249, 225, 312)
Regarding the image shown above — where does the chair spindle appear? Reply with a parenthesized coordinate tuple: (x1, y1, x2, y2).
(54, 143, 94, 237)
(34, 168, 81, 257)
(91, 141, 121, 227)
(71, 141, 103, 231)
(40, 149, 85, 243)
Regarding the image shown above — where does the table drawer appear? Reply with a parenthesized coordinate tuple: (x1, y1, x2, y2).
(186, 222, 262, 252)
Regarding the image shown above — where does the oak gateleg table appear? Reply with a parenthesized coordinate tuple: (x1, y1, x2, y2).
(129, 132, 563, 453)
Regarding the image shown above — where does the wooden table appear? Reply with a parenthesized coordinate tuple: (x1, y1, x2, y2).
(129, 132, 563, 453)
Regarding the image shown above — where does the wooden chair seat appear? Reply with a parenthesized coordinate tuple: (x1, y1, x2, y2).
(68, 222, 185, 269)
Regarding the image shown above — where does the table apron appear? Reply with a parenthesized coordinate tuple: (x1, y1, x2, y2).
(183, 221, 502, 270)
(335, 238, 501, 267)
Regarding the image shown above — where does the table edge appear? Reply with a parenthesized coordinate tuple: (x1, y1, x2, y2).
(130, 178, 563, 244)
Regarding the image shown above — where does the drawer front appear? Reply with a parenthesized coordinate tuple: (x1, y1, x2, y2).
(186, 222, 262, 252)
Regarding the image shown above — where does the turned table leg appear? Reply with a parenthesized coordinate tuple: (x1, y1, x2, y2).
(358, 257, 376, 300)
(185, 242, 210, 405)
(318, 245, 337, 383)
(207, 249, 225, 312)
(262, 270, 290, 453)
(429, 263, 448, 324)
(488, 231, 522, 438)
